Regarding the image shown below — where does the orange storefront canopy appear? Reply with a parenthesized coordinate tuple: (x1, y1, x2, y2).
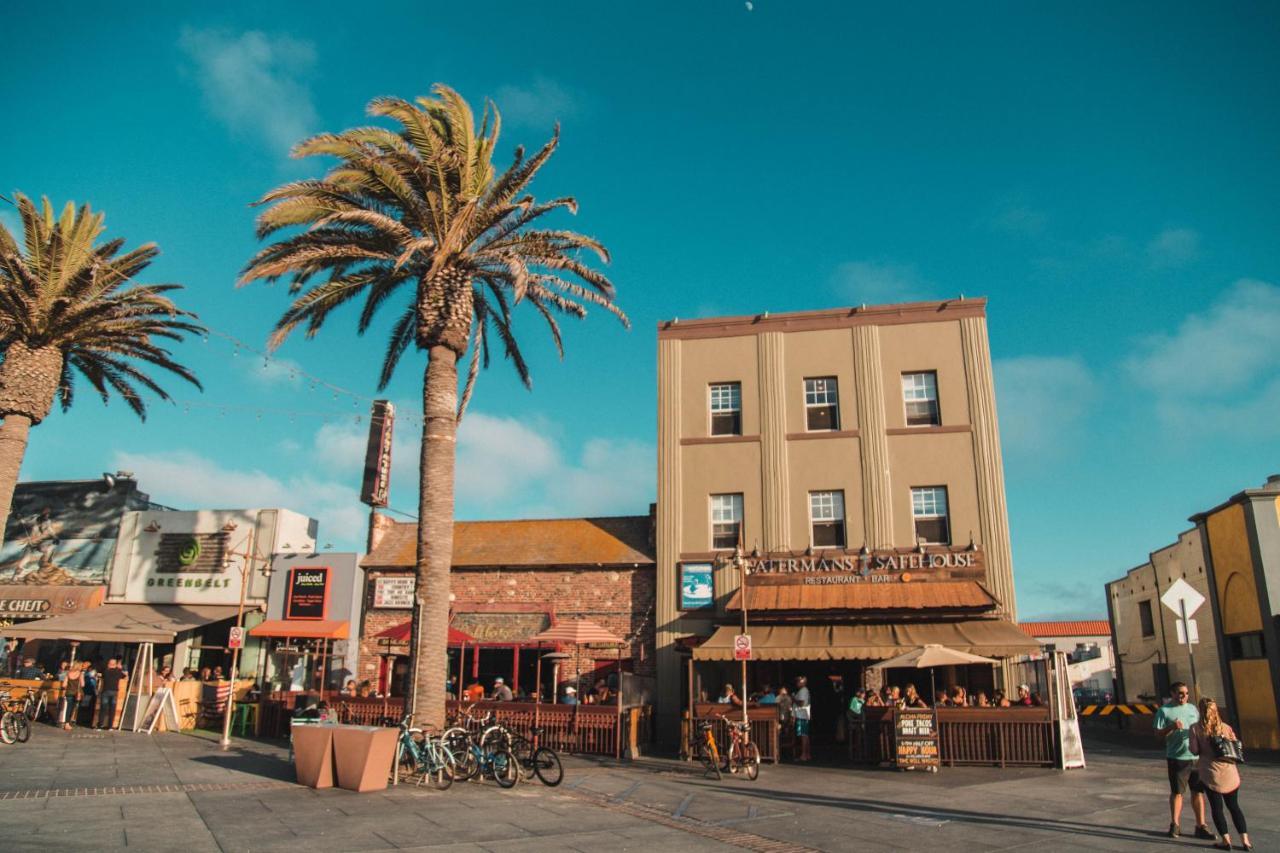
(249, 619, 349, 640)
(693, 620, 1040, 661)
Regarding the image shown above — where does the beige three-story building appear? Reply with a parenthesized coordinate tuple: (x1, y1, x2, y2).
(655, 298, 1037, 737)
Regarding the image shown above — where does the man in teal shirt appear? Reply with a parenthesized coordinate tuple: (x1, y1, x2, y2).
(1153, 682, 1211, 839)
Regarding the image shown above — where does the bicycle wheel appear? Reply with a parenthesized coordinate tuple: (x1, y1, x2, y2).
(451, 746, 479, 781)
(0, 711, 16, 745)
(507, 736, 535, 780)
(425, 752, 454, 791)
(13, 714, 30, 744)
(531, 747, 563, 787)
(490, 749, 520, 788)
(694, 738, 721, 780)
(740, 741, 760, 781)
(23, 699, 37, 722)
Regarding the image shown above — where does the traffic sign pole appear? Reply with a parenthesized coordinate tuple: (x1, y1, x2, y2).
(1181, 599, 1199, 701)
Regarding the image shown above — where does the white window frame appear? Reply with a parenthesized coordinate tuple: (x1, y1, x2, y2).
(910, 486, 950, 544)
(709, 493, 744, 550)
(808, 490, 846, 548)
(708, 382, 742, 436)
(803, 377, 840, 431)
(902, 371, 940, 427)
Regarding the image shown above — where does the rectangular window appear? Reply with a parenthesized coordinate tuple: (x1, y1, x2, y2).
(1227, 632, 1266, 660)
(910, 486, 950, 544)
(710, 493, 744, 549)
(709, 383, 742, 436)
(808, 490, 846, 548)
(902, 372, 940, 427)
(679, 563, 714, 610)
(804, 377, 840, 431)
(1138, 600, 1155, 638)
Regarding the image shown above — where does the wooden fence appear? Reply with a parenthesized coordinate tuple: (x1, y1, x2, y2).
(847, 706, 1057, 767)
(256, 693, 653, 759)
(685, 704, 782, 763)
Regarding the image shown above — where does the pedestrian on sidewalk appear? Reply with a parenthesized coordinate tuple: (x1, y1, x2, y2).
(97, 659, 127, 729)
(1189, 698, 1252, 851)
(1155, 681, 1213, 840)
(793, 676, 812, 762)
(61, 661, 83, 730)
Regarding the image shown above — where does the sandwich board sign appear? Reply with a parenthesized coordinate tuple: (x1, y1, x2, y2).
(140, 687, 181, 734)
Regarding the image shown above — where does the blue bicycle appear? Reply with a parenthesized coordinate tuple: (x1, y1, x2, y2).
(394, 716, 456, 790)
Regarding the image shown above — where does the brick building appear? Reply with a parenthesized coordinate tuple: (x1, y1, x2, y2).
(357, 511, 656, 700)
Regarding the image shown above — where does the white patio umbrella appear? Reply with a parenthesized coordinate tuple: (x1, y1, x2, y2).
(869, 644, 998, 704)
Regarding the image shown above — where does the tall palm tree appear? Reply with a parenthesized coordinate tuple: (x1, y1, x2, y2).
(0, 195, 204, 545)
(242, 84, 626, 727)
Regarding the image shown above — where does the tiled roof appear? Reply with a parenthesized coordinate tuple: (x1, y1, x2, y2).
(726, 581, 998, 612)
(1019, 620, 1112, 638)
(362, 516, 655, 569)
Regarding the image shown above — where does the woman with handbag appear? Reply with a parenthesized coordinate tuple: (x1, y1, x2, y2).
(1189, 697, 1251, 851)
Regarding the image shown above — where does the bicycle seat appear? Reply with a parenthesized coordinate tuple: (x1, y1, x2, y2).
(697, 722, 714, 731)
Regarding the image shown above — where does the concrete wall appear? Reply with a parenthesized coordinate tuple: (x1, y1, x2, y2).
(1107, 528, 1225, 703)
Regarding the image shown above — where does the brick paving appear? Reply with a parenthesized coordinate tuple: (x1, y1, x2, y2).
(0, 724, 1275, 851)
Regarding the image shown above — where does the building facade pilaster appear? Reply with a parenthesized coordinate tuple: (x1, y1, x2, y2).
(758, 332, 790, 552)
(655, 336, 684, 731)
(960, 315, 1017, 619)
(852, 325, 894, 548)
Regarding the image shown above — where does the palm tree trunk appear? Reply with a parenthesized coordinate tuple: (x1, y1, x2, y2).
(0, 415, 32, 548)
(408, 345, 458, 729)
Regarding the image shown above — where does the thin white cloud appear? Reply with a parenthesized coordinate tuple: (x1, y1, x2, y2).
(994, 356, 1095, 457)
(1125, 279, 1280, 435)
(830, 260, 931, 306)
(1146, 227, 1201, 268)
(112, 449, 367, 548)
(988, 203, 1047, 237)
(1126, 279, 1280, 396)
(179, 28, 318, 153)
(492, 77, 578, 131)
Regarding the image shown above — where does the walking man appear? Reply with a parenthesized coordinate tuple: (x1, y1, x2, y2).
(96, 658, 127, 730)
(1154, 682, 1212, 839)
(793, 676, 812, 762)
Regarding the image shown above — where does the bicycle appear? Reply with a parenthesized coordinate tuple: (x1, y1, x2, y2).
(506, 726, 564, 787)
(691, 719, 722, 780)
(719, 716, 760, 781)
(0, 692, 32, 745)
(444, 725, 519, 788)
(393, 717, 456, 790)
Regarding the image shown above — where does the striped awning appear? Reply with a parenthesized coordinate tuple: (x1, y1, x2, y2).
(726, 580, 998, 612)
(693, 620, 1040, 661)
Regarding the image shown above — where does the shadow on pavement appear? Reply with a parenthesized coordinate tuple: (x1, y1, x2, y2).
(188, 749, 296, 782)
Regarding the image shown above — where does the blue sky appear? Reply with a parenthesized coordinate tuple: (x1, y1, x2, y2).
(3, 2, 1278, 619)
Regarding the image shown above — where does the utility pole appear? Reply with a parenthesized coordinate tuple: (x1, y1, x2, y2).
(220, 520, 267, 750)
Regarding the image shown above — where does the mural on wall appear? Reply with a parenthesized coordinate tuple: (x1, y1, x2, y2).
(0, 479, 153, 586)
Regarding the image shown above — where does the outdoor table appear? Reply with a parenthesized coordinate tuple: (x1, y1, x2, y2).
(331, 724, 399, 793)
(291, 722, 336, 788)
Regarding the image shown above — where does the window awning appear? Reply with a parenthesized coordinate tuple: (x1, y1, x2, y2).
(249, 619, 349, 640)
(692, 620, 1040, 661)
(726, 581, 998, 612)
(11, 603, 246, 643)
(372, 621, 475, 645)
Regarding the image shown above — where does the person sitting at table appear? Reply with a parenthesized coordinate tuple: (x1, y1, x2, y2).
(992, 689, 1012, 708)
(901, 683, 929, 709)
(974, 691, 991, 707)
(491, 677, 513, 702)
(357, 680, 373, 698)
(560, 686, 578, 705)
(463, 678, 485, 703)
(593, 678, 612, 705)
(949, 685, 968, 707)
(718, 683, 743, 708)
(199, 665, 212, 682)
(341, 678, 358, 698)
(1015, 684, 1034, 706)
(212, 666, 225, 681)
(16, 657, 45, 680)
(757, 684, 777, 704)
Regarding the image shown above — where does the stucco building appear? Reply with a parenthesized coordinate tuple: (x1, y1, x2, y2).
(655, 298, 1036, 739)
(1191, 474, 1280, 750)
(1019, 620, 1116, 699)
(1106, 528, 1226, 706)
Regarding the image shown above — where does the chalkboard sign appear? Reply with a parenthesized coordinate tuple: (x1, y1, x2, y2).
(286, 566, 330, 620)
(894, 709, 940, 770)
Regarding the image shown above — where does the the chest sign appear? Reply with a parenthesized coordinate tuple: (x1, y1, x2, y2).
(285, 566, 330, 620)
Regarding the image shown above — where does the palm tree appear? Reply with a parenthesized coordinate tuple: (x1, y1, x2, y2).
(241, 84, 626, 728)
(0, 195, 204, 545)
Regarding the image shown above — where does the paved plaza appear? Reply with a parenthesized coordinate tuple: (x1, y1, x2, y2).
(0, 727, 1274, 852)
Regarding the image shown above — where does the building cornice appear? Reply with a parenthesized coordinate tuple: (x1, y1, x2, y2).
(657, 298, 986, 341)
